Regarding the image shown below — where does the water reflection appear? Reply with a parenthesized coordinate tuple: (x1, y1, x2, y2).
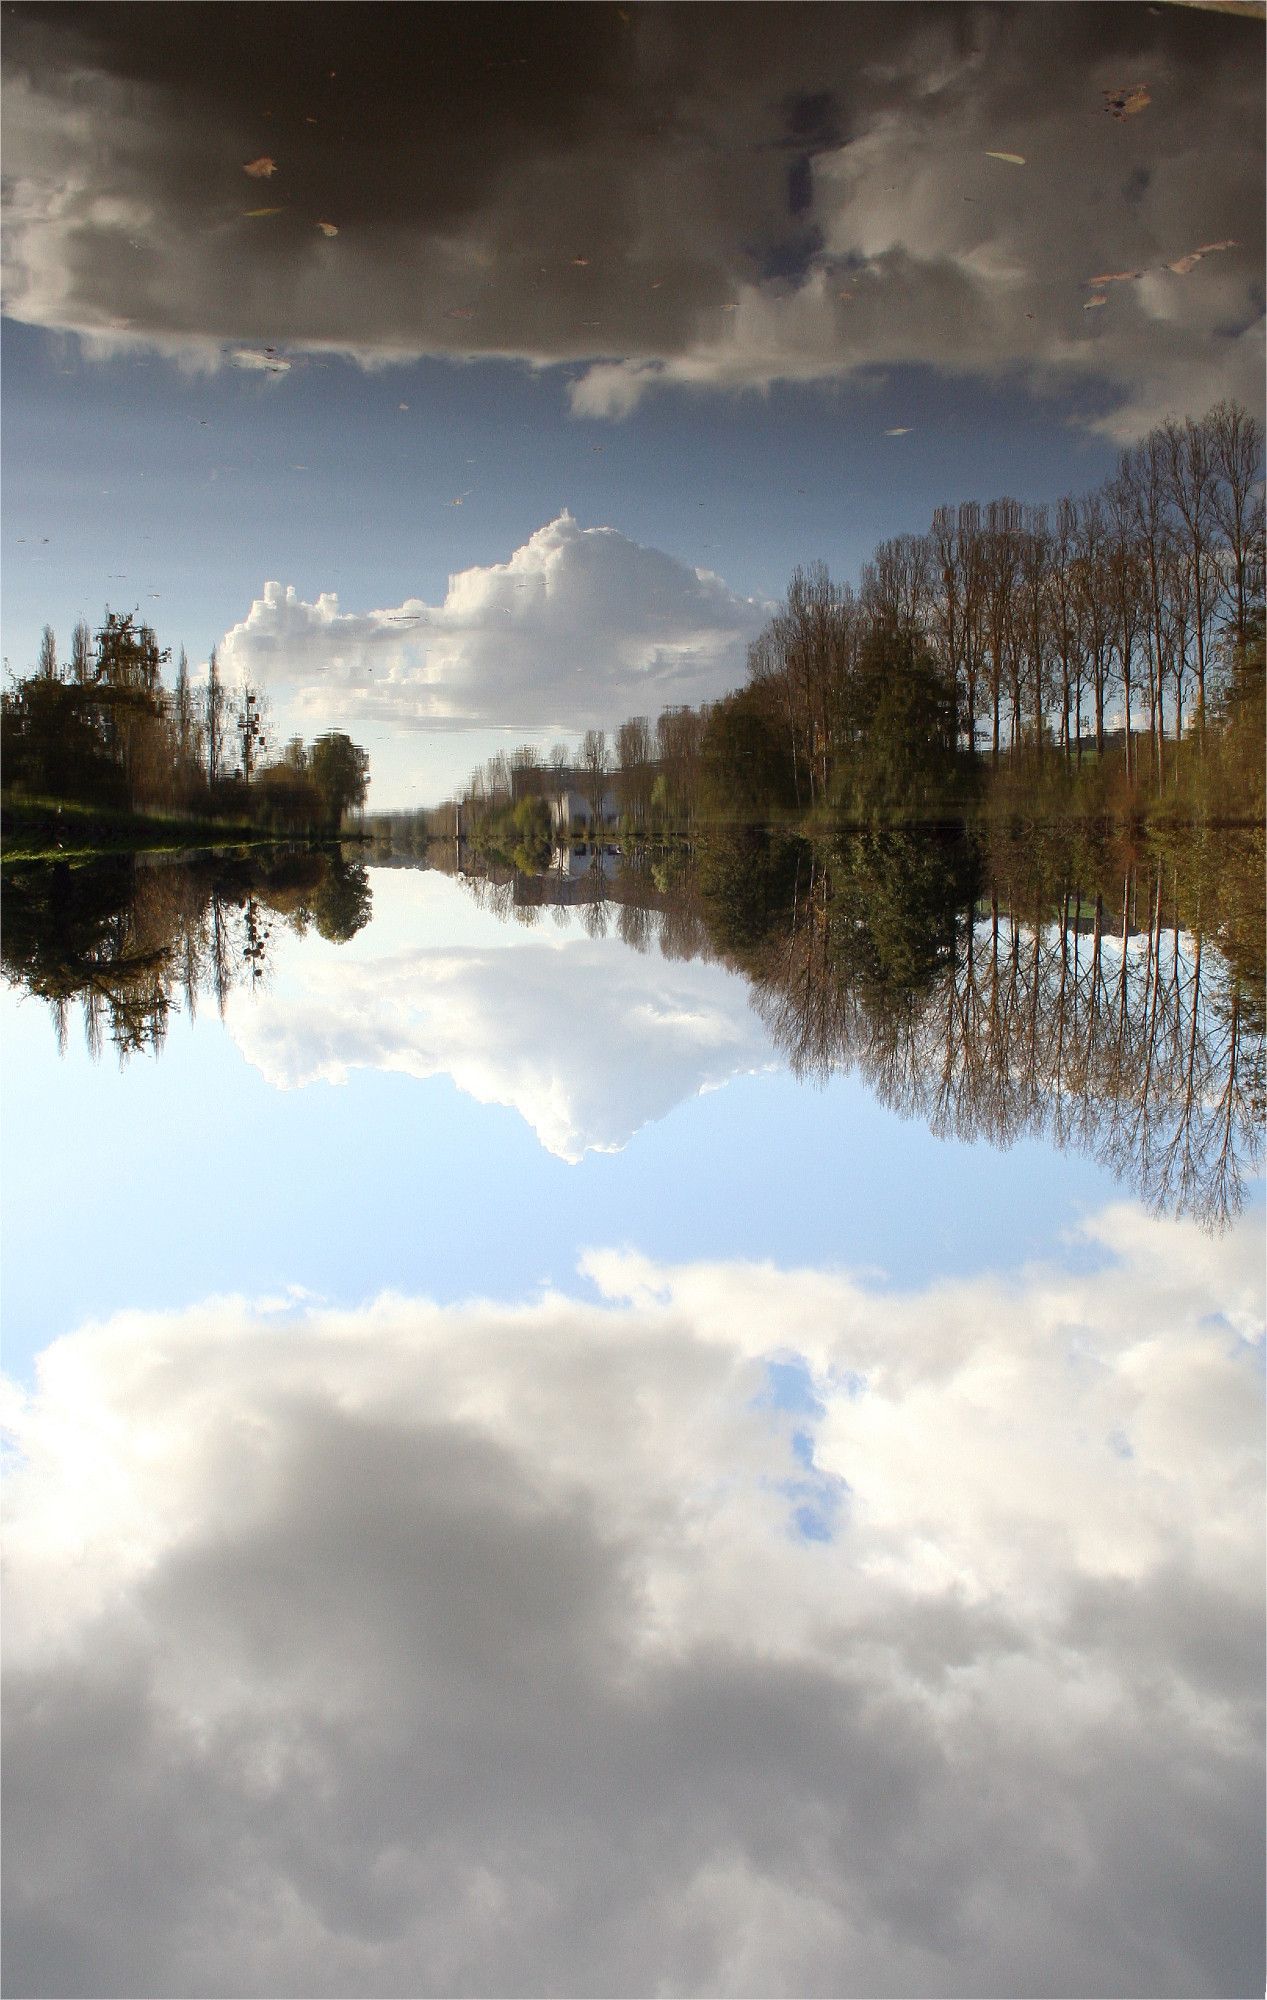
(5, 830, 1262, 1225)
(443, 827, 1264, 1227)
(4, 1207, 1262, 1997)
(1, 847, 371, 1059)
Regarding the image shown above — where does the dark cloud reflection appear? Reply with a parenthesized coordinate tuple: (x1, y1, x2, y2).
(3, 2, 1262, 432)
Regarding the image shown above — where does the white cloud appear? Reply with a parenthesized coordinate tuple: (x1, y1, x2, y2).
(226, 912, 775, 1162)
(3, 1205, 1263, 1996)
(217, 512, 768, 732)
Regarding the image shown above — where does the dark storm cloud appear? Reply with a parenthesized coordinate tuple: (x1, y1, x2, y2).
(2, 3, 1262, 432)
(3, 1209, 1264, 1996)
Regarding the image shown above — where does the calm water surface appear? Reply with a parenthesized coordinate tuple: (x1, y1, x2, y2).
(3, 831, 1262, 1997)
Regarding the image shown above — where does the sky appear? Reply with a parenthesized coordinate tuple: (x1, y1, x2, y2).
(2, 0, 1263, 804)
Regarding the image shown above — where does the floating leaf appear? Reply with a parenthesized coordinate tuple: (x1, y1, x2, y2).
(885, 426, 913, 436)
(984, 151, 1026, 165)
(1166, 238, 1238, 275)
(571, 255, 590, 267)
(316, 220, 339, 236)
(1104, 84, 1151, 119)
(1086, 269, 1143, 285)
(1083, 295, 1108, 310)
(445, 306, 476, 320)
(243, 156, 277, 178)
(243, 206, 284, 218)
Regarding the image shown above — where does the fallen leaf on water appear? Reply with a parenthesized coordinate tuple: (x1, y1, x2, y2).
(1083, 295, 1108, 310)
(1166, 238, 1238, 275)
(984, 151, 1026, 165)
(316, 220, 339, 236)
(1087, 269, 1143, 286)
(398, 402, 409, 411)
(445, 306, 476, 320)
(721, 302, 737, 312)
(243, 206, 284, 218)
(838, 288, 856, 300)
(571, 256, 590, 267)
(243, 156, 277, 178)
(1103, 84, 1150, 119)
(885, 426, 913, 436)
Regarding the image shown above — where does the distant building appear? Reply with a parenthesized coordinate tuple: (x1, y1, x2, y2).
(548, 783, 620, 835)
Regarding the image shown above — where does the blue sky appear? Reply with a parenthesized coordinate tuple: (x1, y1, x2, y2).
(2, 324, 1128, 804)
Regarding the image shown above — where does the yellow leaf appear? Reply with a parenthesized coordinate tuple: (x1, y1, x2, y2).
(243, 156, 277, 178)
(316, 221, 339, 237)
(1083, 295, 1108, 310)
(243, 207, 284, 218)
(1104, 84, 1151, 119)
(1167, 238, 1237, 275)
(984, 151, 1026, 165)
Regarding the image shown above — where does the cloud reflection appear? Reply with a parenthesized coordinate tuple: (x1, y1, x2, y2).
(2, 5, 1261, 432)
(4, 1206, 1262, 1996)
(227, 920, 773, 1161)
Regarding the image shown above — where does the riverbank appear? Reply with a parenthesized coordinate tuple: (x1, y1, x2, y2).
(1, 794, 293, 865)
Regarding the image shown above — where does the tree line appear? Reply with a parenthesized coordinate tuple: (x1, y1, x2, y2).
(2, 608, 370, 839)
(3, 847, 373, 1060)
(429, 398, 1262, 846)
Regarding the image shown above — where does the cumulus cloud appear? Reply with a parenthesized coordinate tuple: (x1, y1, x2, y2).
(1, 5, 1261, 433)
(218, 512, 767, 731)
(226, 912, 774, 1162)
(3, 1204, 1263, 1996)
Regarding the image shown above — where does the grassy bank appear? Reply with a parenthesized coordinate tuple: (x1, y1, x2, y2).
(0, 793, 288, 865)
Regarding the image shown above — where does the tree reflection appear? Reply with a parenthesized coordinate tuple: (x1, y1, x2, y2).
(3, 849, 372, 1060)
(454, 828, 1263, 1227)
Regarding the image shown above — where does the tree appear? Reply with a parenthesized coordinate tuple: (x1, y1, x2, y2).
(233, 681, 269, 783)
(205, 646, 226, 785)
(70, 619, 93, 686)
(37, 625, 58, 682)
(309, 730, 370, 831)
(580, 726, 610, 835)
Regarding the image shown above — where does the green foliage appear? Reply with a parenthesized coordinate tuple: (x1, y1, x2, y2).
(309, 731, 371, 831)
(310, 859, 373, 941)
(700, 686, 797, 817)
(830, 624, 968, 822)
(3, 611, 371, 849)
(696, 827, 805, 951)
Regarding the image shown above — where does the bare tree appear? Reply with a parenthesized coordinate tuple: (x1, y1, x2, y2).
(1208, 400, 1265, 651)
(580, 726, 611, 837)
(1162, 416, 1219, 735)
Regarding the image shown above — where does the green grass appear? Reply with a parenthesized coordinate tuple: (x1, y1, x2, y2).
(0, 793, 286, 865)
